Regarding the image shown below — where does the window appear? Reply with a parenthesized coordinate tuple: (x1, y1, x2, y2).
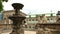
(4, 18, 6, 20)
(32, 19, 35, 21)
(40, 16, 43, 20)
(51, 18, 53, 20)
(58, 18, 60, 20)
(47, 18, 49, 20)
(29, 19, 31, 21)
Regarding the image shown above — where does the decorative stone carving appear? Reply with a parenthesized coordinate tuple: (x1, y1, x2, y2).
(8, 3, 26, 34)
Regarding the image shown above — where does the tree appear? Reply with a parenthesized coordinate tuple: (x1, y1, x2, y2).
(0, 0, 8, 12)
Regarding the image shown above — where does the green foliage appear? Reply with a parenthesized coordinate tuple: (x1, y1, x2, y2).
(0, 0, 3, 12)
(2, 0, 8, 2)
(0, 0, 8, 13)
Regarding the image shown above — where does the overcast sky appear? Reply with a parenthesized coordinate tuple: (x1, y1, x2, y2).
(2, 0, 60, 14)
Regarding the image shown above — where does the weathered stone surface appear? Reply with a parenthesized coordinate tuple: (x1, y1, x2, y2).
(9, 3, 26, 34)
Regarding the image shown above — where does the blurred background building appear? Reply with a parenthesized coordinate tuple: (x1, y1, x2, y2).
(0, 10, 60, 34)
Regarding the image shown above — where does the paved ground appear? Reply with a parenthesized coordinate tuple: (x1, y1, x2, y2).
(1, 33, 10, 34)
(1, 31, 36, 34)
(24, 31, 36, 34)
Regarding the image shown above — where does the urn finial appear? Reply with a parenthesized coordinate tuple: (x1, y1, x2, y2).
(12, 3, 24, 10)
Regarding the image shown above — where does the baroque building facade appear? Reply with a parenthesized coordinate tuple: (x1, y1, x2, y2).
(0, 10, 59, 29)
(0, 10, 60, 34)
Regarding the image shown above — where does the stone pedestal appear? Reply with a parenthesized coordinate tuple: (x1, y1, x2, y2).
(9, 16, 25, 34)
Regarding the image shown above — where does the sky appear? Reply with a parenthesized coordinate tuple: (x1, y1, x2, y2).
(2, 0, 60, 15)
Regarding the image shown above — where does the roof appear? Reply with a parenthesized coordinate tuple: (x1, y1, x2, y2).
(2, 10, 27, 16)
